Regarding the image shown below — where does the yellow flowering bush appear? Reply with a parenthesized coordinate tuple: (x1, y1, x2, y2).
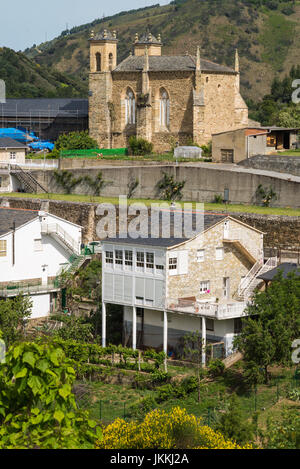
(96, 407, 253, 449)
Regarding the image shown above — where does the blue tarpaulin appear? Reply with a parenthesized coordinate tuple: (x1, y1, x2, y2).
(0, 128, 54, 151)
(28, 141, 54, 151)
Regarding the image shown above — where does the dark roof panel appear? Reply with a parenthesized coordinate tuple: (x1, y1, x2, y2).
(0, 137, 27, 148)
(0, 208, 38, 236)
(0, 99, 88, 118)
(114, 55, 235, 74)
(258, 263, 300, 281)
(102, 213, 227, 247)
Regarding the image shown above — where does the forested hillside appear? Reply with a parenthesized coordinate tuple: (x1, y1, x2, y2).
(23, 0, 300, 100)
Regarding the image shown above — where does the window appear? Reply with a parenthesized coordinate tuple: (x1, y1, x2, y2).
(221, 149, 234, 163)
(96, 52, 101, 72)
(125, 250, 133, 268)
(34, 239, 43, 252)
(156, 264, 164, 271)
(206, 319, 214, 332)
(159, 88, 170, 128)
(137, 307, 144, 318)
(234, 318, 243, 334)
(200, 281, 210, 294)
(105, 251, 113, 265)
(169, 257, 177, 270)
(136, 252, 145, 270)
(216, 247, 224, 261)
(136, 296, 144, 305)
(0, 240, 7, 257)
(197, 249, 205, 263)
(115, 250, 123, 266)
(146, 252, 154, 270)
(10, 152, 16, 160)
(125, 88, 136, 125)
(109, 53, 113, 70)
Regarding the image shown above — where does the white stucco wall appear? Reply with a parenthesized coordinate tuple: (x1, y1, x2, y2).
(30, 293, 51, 319)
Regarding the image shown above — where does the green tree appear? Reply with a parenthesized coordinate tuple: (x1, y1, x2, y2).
(234, 272, 300, 385)
(183, 331, 207, 402)
(54, 131, 98, 153)
(216, 394, 255, 445)
(0, 341, 101, 449)
(0, 295, 32, 346)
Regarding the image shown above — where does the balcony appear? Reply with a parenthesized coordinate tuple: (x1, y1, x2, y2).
(0, 281, 59, 298)
(167, 298, 248, 320)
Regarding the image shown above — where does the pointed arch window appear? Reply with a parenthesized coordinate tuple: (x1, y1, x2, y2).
(96, 53, 101, 72)
(125, 89, 136, 125)
(109, 53, 113, 71)
(160, 89, 170, 128)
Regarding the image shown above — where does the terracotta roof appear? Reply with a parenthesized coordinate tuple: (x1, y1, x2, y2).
(113, 55, 235, 74)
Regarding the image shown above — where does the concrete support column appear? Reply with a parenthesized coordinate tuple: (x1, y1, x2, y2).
(163, 311, 168, 355)
(102, 302, 106, 348)
(202, 316, 206, 367)
(132, 306, 137, 350)
(163, 311, 168, 372)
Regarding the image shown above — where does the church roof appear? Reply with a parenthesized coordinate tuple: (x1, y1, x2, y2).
(113, 55, 236, 74)
(135, 33, 162, 45)
(90, 30, 118, 42)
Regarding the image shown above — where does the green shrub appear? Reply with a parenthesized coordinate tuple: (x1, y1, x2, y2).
(128, 136, 153, 156)
(208, 359, 226, 377)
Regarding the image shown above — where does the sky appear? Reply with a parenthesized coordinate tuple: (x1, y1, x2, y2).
(0, 0, 170, 51)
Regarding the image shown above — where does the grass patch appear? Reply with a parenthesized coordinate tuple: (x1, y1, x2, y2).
(271, 150, 300, 157)
(2, 193, 300, 216)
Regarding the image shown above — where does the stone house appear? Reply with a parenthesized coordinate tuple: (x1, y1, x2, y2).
(0, 138, 27, 165)
(89, 30, 248, 152)
(101, 214, 277, 361)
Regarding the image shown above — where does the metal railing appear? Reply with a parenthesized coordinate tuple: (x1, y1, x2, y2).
(0, 281, 59, 297)
(167, 298, 248, 319)
(41, 223, 80, 254)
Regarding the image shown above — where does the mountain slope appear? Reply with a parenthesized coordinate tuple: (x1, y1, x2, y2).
(23, 0, 300, 101)
(0, 47, 86, 98)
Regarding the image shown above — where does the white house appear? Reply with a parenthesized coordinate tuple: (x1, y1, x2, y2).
(101, 214, 277, 360)
(0, 207, 83, 319)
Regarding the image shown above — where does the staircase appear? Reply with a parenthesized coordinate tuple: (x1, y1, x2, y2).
(237, 257, 278, 301)
(41, 222, 80, 254)
(9, 164, 47, 193)
(54, 254, 91, 288)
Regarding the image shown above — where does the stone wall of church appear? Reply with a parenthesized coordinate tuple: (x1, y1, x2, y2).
(89, 67, 248, 152)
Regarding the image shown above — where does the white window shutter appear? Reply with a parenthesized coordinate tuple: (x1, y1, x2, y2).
(178, 251, 188, 275)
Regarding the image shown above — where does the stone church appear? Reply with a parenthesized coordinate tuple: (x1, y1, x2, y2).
(88, 30, 248, 152)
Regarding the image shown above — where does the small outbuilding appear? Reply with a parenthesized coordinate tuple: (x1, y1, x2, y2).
(0, 137, 27, 165)
(212, 127, 268, 164)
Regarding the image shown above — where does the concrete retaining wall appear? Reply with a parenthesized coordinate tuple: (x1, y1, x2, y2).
(28, 165, 300, 209)
(239, 154, 300, 177)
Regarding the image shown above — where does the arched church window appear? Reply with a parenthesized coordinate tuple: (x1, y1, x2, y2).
(159, 89, 170, 128)
(125, 89, 136, 125)
(96, 53, 101, 72)
(109, 53, 113, 70)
